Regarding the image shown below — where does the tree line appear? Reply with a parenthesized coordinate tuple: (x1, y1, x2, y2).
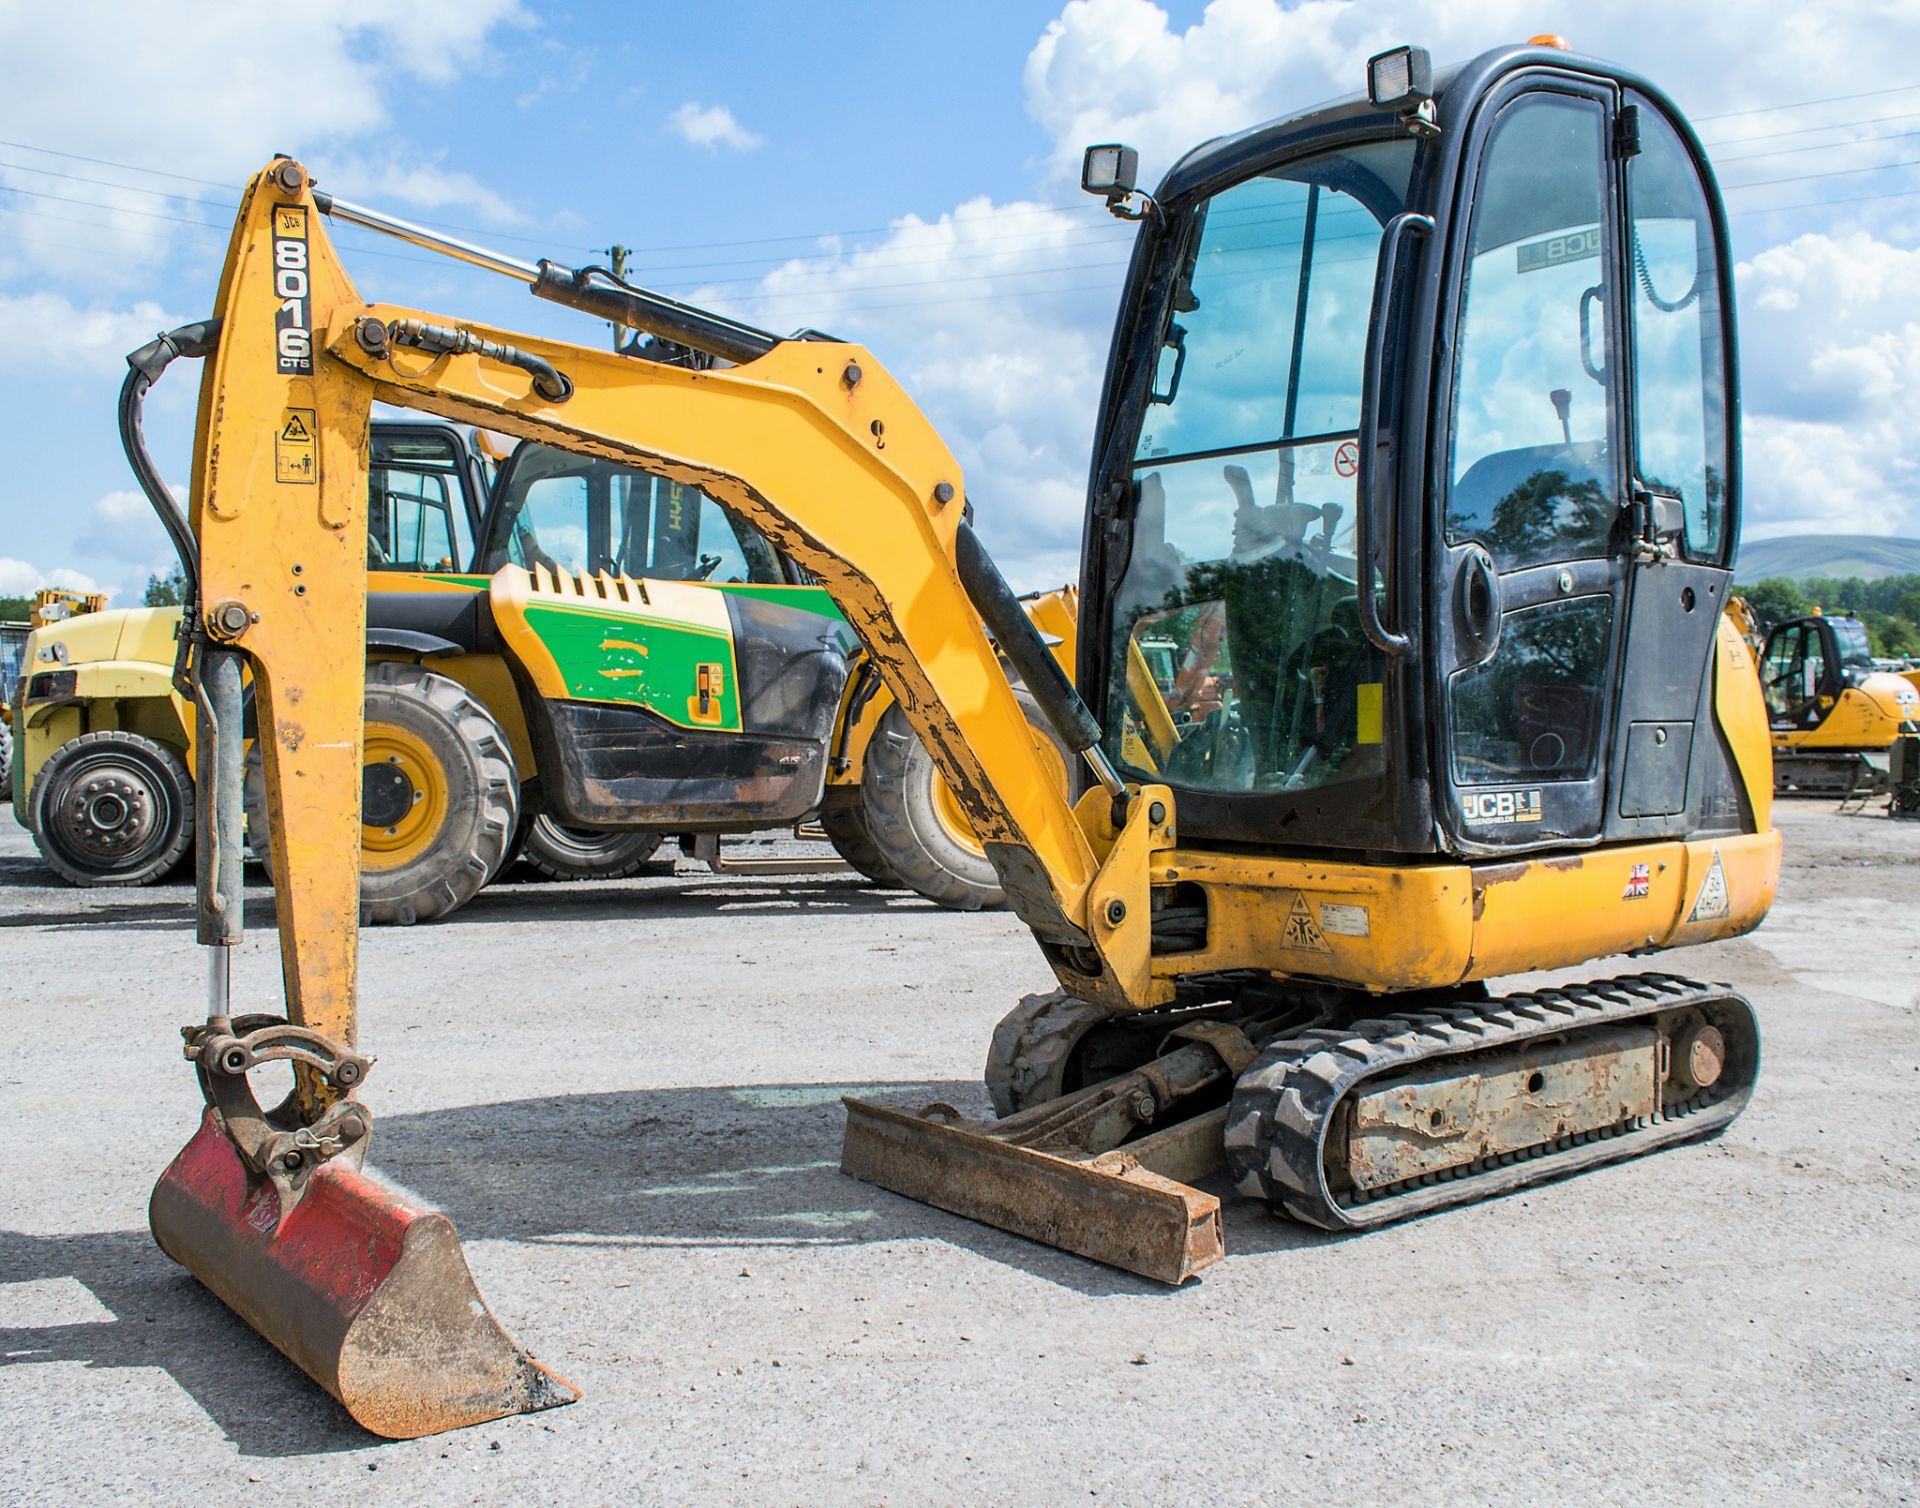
(1736, 574, 1920, 659)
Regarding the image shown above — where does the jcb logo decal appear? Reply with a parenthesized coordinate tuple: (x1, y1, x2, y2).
(273, 205, 313, 375)
(1463, 788, 1543, 824)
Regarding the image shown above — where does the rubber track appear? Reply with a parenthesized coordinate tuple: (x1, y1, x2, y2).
(1224, 973, 1759, 1231)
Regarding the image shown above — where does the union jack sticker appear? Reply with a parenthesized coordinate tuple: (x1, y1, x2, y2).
(1622, 863, 1651, 900)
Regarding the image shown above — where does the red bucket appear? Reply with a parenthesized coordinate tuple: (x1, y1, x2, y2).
(151, 1109, 577, 1439)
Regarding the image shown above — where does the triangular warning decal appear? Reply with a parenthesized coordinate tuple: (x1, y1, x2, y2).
(280, 412, 313, 442)
(1281, 893, 1330, 953)
(1688, 847, 1731, 923)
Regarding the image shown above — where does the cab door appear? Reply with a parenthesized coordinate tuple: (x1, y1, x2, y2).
(1435, 80, 1737, 852)
(1433, 80, 1628, 849)
(1760, 621, 1829, 732)
(1600, 94, 1737, 842)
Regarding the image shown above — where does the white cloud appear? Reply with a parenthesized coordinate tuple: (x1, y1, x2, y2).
(692, 196, 1128, 587)
(1735, 232, 1920, 538)
(76, 488, 182, 575)
(0, 292, 183, 378)
(0, 558, 114, 601)
(1024, 0, 1920, 189)
(0, 0, 529, 276)
(668, 103, 763, 153)
(308, 151, 526, 227)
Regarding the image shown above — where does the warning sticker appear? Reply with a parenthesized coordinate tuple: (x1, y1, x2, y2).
(1688, 847, 1731, 923)
(1333, 440, 1360, 479)
(275, 408, 317, 484)
(1318, 902, 1370, 938)
(1281, 894, 1331, 953)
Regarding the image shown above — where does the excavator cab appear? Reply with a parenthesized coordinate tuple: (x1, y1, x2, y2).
(1084, 45, 1751, 857)
(1761, 612, 1920, 792)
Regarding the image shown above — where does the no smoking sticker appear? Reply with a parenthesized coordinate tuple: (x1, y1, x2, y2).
(1334, 440, 1359, 479)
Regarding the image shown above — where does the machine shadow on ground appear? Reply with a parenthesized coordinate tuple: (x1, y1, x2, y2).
(0, 871, 936, 932)
(1, 1081, 1321, 1454)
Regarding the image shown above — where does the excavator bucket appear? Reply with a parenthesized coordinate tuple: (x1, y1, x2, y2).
(151, 1110, 577, 1439)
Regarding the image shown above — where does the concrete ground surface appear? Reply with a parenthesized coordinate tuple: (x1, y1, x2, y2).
(0, 803, 1914, 1506)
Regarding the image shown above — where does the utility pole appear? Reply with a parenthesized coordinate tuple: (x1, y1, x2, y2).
(606, 244, 630, 350)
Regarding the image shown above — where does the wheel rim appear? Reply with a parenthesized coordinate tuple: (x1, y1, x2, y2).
(48, 754, 168, 868)
(929, 767, 988, 860)
(361, 721, 448, 871)
(928, 727, 1070, 863)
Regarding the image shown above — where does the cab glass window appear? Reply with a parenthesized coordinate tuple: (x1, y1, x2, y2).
(1111, 138, 1415, 794)
(1626, 103, 1730, 564)
(368, 431, 462, 572)
(482, 444, 783, 584)
(1447, 94, 1616, 571)
(1449, 596, 1613, 783)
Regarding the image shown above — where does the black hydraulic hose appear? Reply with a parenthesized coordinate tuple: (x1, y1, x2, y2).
(532, 261, 778, 367)
(386, 318, 573, 402)
(955, 522, 1102, 756)
(119, 319, 221, 598)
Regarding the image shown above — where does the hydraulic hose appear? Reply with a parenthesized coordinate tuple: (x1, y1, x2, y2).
(118, 319, 220, 598)
(955, 522, 1124, 798)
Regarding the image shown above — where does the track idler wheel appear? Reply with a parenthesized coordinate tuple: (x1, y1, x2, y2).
(149, 1017, 576, 1438)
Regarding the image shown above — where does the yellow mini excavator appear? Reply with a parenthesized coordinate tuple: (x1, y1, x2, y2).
(132, 40, 1780, 1437)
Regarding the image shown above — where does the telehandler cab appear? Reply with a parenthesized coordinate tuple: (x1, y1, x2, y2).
(131, 40, 1779, 1438)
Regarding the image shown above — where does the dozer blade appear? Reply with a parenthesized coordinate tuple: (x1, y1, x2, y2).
(151, 1110, 577, 1439)
(842, 1097, 1225, 1285)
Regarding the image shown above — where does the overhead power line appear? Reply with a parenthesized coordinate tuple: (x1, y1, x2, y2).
(1694, 82, 1920, 122)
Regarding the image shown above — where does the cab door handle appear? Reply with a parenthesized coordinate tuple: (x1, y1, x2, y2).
(1457, 545, 1502, 662)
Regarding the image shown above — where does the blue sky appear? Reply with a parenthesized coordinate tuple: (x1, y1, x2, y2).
(5, 0, 1920, 601)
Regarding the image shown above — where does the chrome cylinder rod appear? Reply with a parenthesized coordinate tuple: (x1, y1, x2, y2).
(313, 191, 541, 284)
(310, 189, 781, 365)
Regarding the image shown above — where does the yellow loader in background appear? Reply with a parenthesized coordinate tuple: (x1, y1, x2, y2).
(129, 39, 1777, 1438)
(1754, 610, 1919, 794)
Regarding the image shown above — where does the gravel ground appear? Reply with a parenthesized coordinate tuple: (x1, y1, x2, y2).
(1, 804, 1915, 1506)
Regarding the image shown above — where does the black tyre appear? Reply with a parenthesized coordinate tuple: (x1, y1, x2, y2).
(859, 690, 1070, 910)
(28, 730, 195, 886)
(246, 662, 519, 924)
(521, 815, 664, 881)
(817, 785, 904, 887)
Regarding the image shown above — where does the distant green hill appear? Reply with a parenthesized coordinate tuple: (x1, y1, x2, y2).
(1735, 534, 1920, 582)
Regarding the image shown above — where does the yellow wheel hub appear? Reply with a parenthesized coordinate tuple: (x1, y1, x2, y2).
(929, 725, 1069, 861)
(360, 721, 448, 871)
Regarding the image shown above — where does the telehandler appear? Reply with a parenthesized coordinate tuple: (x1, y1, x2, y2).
(14, 420, 1064, 907)
(132, 39, 1779, 1438)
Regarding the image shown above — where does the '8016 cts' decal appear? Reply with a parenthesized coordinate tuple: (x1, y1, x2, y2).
(272, 205, 313, 375)
(1462, 788, 1543, 824)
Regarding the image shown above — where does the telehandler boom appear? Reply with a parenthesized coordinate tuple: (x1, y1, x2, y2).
(134, 41, 1780, 1438)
